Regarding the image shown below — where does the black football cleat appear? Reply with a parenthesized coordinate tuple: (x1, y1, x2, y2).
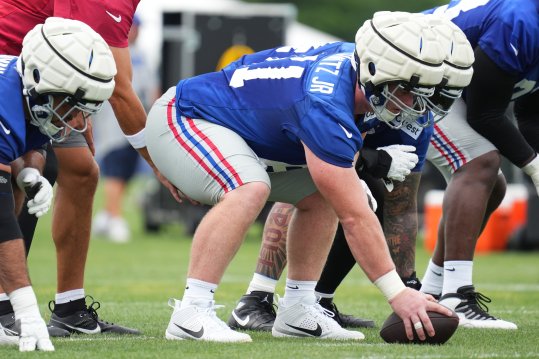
(48, 296, 141, 335)
(227, 291, 276, 331)
(318, 297, 375, 328)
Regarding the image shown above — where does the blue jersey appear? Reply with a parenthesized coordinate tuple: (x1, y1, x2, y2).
(426, 0, 539, 100)
(238, 43, 434, 171)
(175, 42, 362, 168)
(0, 55, 49, 165)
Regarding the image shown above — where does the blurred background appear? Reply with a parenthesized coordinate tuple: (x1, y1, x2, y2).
(92, 0, 538, 253)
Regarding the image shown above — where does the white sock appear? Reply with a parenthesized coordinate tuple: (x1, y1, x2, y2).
(55, 289, 85, 304)
(442, 260, 473, 295)
(246, 273, 277, 294)
(420, 259, 444, 296)
(181, 278, 217, 308)
(0, 293, 9, 301)
(282, 279, 317, 307)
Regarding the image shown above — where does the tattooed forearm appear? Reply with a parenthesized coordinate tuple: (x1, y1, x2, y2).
(383, 172, 421, 278)
(255, 202, 294, 280)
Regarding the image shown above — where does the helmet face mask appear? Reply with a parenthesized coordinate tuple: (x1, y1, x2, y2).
(366, 81, 435, 129)
(26, 92, 102, 142)
(19, 17, 116, 142)
(425, 86, 463, 123)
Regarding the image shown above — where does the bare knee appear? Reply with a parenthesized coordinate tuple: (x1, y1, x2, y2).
(454, 151, 501, 186)
(55, 148, 99, 193)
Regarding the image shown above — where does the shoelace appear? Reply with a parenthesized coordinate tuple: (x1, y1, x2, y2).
(313, 303, 336, 319)
(462, 291, 495, 319)
(319, 301, 344, 325)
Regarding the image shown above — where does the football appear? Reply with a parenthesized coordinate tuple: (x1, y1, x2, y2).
(380, 311, 459, 344)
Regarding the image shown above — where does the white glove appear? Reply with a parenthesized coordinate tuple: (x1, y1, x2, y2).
(19, 316, 54, 352)
(377, 145, 419, 182)
(522, 155, 539, 194)
(16, 167, 54, 218)
(360, 179, 378, 212)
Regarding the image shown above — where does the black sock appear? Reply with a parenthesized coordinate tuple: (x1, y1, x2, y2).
(53, 298, 86, 317)
(0, 300, 14, 316)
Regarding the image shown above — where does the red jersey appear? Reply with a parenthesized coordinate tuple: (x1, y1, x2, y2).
(0, 0, 139, 55)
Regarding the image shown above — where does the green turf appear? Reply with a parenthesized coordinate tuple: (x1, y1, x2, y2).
(2, 179, 538, 358)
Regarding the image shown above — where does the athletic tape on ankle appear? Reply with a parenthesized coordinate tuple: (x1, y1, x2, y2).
(125, 128, 146, 149)
(374, 270, 406, 301)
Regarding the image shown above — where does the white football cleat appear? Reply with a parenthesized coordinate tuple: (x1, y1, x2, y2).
(165, 299, 252, 343)
(439, 285, 517, 330)
(272, 295, 365, 340)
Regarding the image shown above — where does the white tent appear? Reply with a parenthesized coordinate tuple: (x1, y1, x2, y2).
(136, 0, 341, 70)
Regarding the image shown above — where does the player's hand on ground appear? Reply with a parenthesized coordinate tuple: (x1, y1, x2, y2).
(19, 317, 54, 352)
(389, 288, 453, 341)
(377, 145, 418, 182)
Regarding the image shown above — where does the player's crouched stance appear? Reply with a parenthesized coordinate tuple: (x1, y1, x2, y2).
(0, 17, 116, 351)
(147, 11, 454, 343)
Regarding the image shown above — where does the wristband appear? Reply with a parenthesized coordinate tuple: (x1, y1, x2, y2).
(125, 128, 146, 149)
(374, 269, 407, 301)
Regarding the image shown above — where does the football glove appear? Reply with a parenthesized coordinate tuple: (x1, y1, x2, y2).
(19, 316, 54, 352)
(522, 155, 539, 195)
(16, 167, 53, 218)
(360, 179, 377, 212)
(377, 145, 419, 182)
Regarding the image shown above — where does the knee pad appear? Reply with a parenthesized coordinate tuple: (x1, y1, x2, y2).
(0, 170, 23, 242)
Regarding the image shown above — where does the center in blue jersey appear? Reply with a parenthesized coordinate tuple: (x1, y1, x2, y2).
(0, 55, 49, 165)
(175, 43, 363, 168)
(425, 0, 539, 100)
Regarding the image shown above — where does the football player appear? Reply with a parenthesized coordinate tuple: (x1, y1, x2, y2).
(227, 14, 475, 331)
(420, 0, 539, 330)
(146, 12, 452, 343)
(0, 18, 116, 350)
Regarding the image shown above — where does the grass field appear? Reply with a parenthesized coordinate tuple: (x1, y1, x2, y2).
(2, 179, 539, 358)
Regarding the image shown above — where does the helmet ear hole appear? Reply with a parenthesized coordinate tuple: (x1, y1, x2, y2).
(32, 68, 40, 83)
(368, 62, 376, 76)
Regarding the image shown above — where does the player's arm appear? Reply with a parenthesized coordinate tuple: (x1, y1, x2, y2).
(515, 89, 539, 152)
(107, 46, 185, 203)
(304, 144, 452, 340)
(303, 143, 397, 280)
(466, 47, 536, 167)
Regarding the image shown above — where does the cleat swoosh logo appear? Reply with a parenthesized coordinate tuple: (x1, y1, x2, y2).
(0, 120, 11, 135)
(174, 323, 204, 338)
(51, 319, 101, 334)
(286, 323, 322, 337)
(105, 10, 122, 23)
(231, 311, 250, 327)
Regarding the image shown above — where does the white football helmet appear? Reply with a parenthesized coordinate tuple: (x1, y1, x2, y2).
(355, 11, 446, 128)
(423, 15, 474, 122)
(18, 17, 117, 142)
